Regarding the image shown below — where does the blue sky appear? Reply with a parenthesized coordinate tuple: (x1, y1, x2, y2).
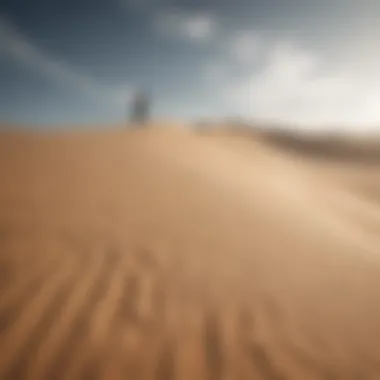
(1, 0, 380, 129)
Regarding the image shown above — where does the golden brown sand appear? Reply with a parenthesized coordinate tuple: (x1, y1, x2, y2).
(1, 124, 380, 379)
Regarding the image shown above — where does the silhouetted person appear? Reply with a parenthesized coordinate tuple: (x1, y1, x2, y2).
(130, 90, 150, 125)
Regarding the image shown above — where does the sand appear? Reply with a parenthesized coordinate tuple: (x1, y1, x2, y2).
(1, 124, 380, 379)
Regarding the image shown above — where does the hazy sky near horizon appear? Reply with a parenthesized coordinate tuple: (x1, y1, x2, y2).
(1, 0, 380, 130)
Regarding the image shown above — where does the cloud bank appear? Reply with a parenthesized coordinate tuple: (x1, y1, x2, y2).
(213, 35, 380, 130)
(155, 11, 216, 43)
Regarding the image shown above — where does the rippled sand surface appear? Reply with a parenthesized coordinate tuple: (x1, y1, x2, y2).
(1, 124, 380, 379)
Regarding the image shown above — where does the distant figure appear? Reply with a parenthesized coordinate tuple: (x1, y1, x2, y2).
(130, 90, 150, 126)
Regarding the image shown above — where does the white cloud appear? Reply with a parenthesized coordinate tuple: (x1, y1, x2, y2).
(224, 40, 380, 130)
(155, 11, 216, 43)
(0, 17, 132, 108)
(119, 0, 217, 43)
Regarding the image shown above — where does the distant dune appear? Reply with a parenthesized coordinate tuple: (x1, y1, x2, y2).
(198, 122, 380, 161)
(1, 123, 380, 379)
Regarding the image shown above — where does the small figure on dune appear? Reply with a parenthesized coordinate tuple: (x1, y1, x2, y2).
(130, 90, 150, 126)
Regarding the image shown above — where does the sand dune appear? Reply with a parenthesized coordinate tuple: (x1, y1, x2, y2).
(1, 124, 380, 379)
